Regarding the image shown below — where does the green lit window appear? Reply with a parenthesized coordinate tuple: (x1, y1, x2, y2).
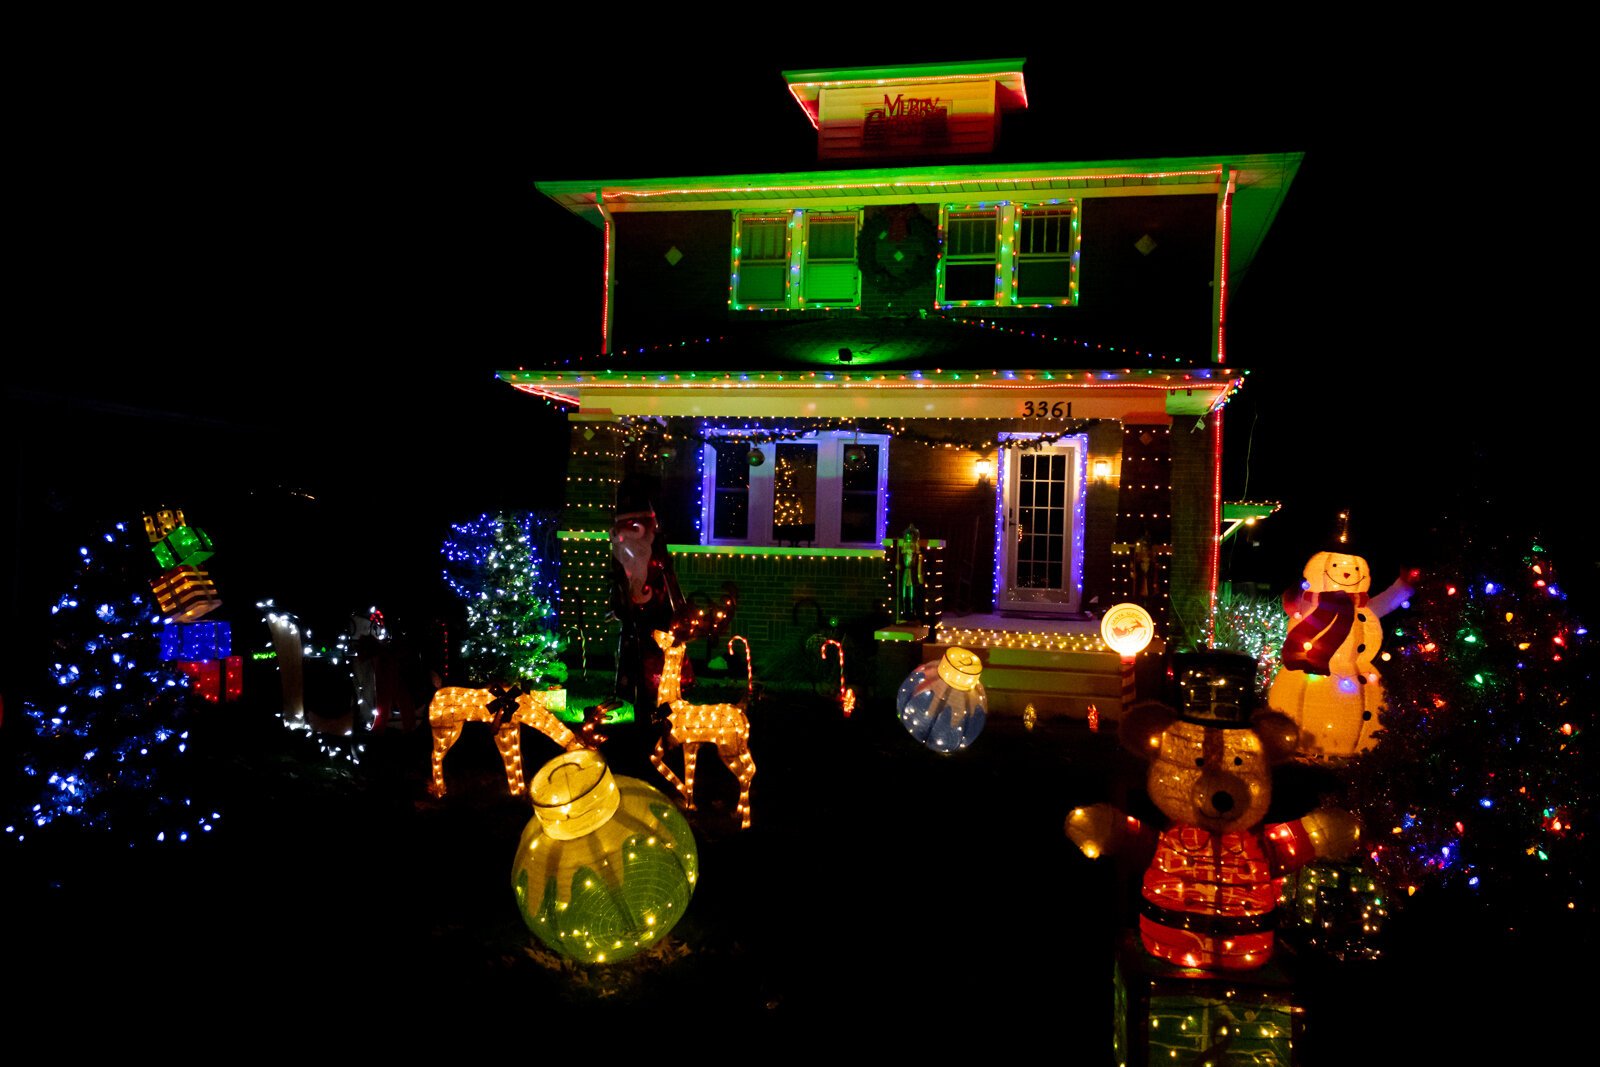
(701, 432, 888, 547)
(937, 201, 1080, 307)
(732, 210, 861, 309)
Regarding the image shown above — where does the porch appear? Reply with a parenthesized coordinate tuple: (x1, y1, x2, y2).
(875, 610, 1163, 722)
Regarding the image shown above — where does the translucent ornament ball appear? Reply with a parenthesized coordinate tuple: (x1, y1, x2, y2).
(897, 646, 987, 753)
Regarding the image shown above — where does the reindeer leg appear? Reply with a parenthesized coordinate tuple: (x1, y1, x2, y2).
(493, 723, 526, 795)
(429, 721, 463, 797)
(682, 742, 702, 811)
(719, 743, 756, 830)
(650, 737, 688, 803)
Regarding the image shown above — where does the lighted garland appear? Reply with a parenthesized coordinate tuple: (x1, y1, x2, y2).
(618, 414, 1105, 456)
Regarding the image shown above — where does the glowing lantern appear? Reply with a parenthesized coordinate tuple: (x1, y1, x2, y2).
(511, 749, 698, 964)
(1267, 550, 1411, 758)
(1100, 602, 1155, 658)
(897, 647, 987, 753)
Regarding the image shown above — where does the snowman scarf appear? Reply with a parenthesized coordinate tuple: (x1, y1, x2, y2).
(1281, 590, 1368, 674)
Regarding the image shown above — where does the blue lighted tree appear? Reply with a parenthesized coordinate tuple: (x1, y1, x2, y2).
(4, 520, 220, 848)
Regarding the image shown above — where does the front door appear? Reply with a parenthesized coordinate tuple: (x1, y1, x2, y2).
(997, 435, 1085, 615)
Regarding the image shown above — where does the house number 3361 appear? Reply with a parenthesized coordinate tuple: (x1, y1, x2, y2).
(1021, 400, 1071, 418)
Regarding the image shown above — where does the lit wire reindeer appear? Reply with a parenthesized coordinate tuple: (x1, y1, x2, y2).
(648, 598, 756, 829)
(428, 685, 587, 798)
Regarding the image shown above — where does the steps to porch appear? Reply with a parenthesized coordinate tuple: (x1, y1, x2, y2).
(875, 611, 1163, 723)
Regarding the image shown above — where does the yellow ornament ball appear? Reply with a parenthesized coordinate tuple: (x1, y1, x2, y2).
(511, 749, 699, 964)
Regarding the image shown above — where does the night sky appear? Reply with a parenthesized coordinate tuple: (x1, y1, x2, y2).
(7, 36, 1587, 678)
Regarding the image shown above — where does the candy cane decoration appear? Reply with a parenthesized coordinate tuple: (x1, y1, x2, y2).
(821, 639, 853, 718)
(727, 634, 753, 703)
(562, 626, 588, 674)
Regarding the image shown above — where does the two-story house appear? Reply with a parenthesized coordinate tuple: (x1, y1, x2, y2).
(499, 58, 1298, 722)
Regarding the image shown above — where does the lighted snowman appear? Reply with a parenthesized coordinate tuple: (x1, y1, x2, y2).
(1267, 549, 1412, 759)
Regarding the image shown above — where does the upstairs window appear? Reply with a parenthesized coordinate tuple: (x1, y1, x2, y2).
(937, 201, 1080, 308)
(701, 432, 889, 547)
(732, 210, 862, 309)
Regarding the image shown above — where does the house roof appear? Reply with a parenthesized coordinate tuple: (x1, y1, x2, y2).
(516, 315, 1205, 373)
(535, 152, 1301, 292)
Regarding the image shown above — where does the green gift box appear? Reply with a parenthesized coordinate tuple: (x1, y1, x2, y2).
(1277, 859, 1389, 963)
(151, 524, 215, 569)
(1114, 931, 1305, 1066)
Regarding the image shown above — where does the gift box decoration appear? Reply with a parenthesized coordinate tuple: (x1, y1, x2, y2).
(150, 523, 215, 570)
(1113, 931, 1304, 1067)
(159, 621, 233, 662)
(1277, 858, 1389, 963)
(144, 508, 188, 542)
(176, 656, 244, 703)
(150, 566, 222, 622)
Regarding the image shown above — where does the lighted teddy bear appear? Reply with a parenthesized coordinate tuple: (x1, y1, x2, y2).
(1067, 653, 1359, 971)
(1267, 549, 1413, 759)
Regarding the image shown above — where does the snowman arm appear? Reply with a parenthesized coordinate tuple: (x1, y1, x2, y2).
(1368, 577, 1413, 618)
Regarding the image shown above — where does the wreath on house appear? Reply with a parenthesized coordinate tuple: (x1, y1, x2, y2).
(859, 205, 937, 294)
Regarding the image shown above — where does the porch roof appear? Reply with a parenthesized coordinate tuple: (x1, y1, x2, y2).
(499, 361, 1241, 421)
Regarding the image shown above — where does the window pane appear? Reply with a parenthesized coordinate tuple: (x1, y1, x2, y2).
(712, 440, 750, 540)
(714, 492, 748, 540)
(808, 218, 856, 261)
(840, 442, 879, 543)
(943, 263, 993, 302)
(737, 218, 788, 304)
(841, 444, 878, 492)
(713, 440, 751, 490)
(773, 443, 817, 541)
(1017, 259, 1073, 300)
(946, 214, 996, 257)
(743, 219, 787, 259)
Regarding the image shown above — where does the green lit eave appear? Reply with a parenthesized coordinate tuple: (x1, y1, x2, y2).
(1221, 501, 1282, 543)
(782, 58, 1027, 86)
(536, 152, 1300, 284)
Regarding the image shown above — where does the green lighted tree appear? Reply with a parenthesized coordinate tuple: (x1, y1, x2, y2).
(454, 514, 566, 688)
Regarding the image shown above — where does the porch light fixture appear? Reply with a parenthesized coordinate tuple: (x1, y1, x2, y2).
(974, 457, 992, 484)
(1092, 458, 1113, 482)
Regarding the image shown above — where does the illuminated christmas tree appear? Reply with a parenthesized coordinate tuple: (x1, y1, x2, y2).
(773, 456, 805, 527)
(4, 520, 219, 847)
(451, 513, 566, 688)
(1334, 536, 1593, 929)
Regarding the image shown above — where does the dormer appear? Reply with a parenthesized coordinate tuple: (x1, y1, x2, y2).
(782, 58, 1029, 162)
